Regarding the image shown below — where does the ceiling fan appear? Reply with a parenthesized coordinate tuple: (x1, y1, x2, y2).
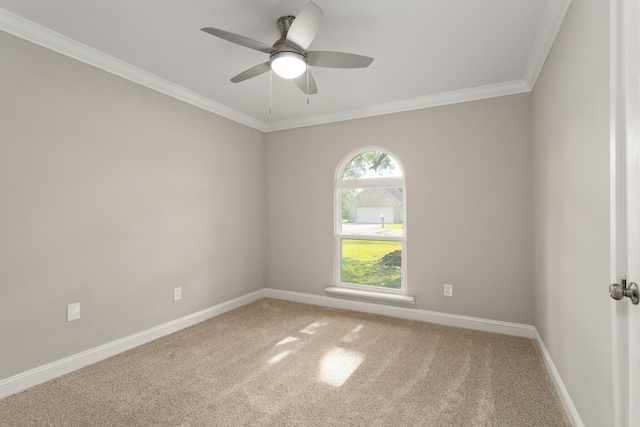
(201, 1, 374, 96)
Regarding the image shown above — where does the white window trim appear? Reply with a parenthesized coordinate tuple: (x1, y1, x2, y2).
(332, 147, 410, 299)
(336, 176, 405, 189)
(325, 286, 415, 304)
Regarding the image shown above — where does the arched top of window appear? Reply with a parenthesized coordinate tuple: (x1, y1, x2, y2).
(339, 149, 403, 181)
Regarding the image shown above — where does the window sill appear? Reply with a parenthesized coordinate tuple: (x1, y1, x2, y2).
(324, 287, 415, 304)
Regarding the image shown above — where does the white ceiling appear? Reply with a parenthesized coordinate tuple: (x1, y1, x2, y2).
(0, 0, 570, 132)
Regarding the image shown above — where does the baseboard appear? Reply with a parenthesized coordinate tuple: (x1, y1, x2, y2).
(0, 289, 266, 399)
(533, 328, 584, 427)
(264, 288, 535, 338)
(1, 285, 579, 427)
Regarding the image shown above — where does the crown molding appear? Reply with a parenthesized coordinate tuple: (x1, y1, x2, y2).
(523, 0, 572, 88)
(264, 79, 532, 132)
(0, 8, 267, 132)
(1, 1, 569, 134)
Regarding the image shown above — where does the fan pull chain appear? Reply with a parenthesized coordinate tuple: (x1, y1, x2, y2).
(269, 69, 273, 114)
(306, 66, 310, 104)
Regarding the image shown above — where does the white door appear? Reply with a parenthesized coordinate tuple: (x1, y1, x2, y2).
(626, 0, 640, 420)
(613, 0, 640, 424)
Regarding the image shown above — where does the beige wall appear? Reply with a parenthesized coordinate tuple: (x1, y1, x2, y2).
(531, 0, 613, 425)
(0, 32, 265, 379)
(265, 94, 534, 324)
(1, 3, 618, 422)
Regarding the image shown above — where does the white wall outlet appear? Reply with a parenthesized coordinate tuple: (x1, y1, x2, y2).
(444, 284, 453, 297)
(173, 287, 182, 301)
(67, 303, 81, 322)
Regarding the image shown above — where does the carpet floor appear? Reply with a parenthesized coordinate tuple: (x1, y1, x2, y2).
(0, 298, 570, 426)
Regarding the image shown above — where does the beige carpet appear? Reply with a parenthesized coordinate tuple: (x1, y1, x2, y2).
(0, 298, 570, 426)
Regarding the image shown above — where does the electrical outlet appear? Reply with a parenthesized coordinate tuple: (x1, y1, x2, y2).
(444, 284, 453, 297)
(67, 303, 81, 322)
(173, 287, 182, 301)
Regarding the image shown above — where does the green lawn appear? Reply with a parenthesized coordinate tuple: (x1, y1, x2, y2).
(341, 239, 401, 288)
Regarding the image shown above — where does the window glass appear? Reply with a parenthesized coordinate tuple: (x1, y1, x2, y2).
(342, 151, 402, 179)
(339, 188, 404, 236)
(336, 149, 406, 293)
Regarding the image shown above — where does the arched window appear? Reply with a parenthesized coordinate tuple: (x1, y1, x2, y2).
(334, 148, 407, 297)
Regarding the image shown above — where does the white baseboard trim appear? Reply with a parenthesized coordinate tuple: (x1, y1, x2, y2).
(1, 286, 580, 427)
(533, 328, 584, 427)
(264, 288, 535, 338)
(0, 289, 266, 399)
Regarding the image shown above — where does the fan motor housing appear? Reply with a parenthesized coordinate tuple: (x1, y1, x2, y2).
(273, 15, 304, 54)
(277, 15, 296, 34)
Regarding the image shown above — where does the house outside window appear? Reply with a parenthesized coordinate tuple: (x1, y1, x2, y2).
(335, 148, 407, 294)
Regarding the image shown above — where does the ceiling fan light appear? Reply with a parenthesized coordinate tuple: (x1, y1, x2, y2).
(271, 51, 307, 79)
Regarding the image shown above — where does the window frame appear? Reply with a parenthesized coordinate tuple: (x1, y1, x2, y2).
(334, 147, 407, 295)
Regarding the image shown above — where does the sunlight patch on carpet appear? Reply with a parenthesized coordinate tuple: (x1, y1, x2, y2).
(342, 324, 364, 343)
(268, 350, 292, 364)
(300, 318, 330, 335)
(275, 336, 299, 346)
(319, 347, 364, 387)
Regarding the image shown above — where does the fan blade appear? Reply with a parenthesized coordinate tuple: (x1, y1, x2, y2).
(293, 70, 318, 95)
(230, 62, 271, 83)
(286, 1, 323, 51)
(308, 51, 374, 68)
(201, 27, 276, 54)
